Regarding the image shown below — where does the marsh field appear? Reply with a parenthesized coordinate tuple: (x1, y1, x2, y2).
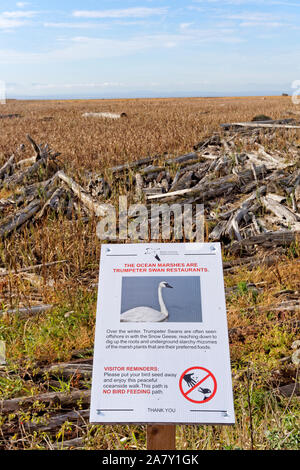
(0, 95, 299, 450)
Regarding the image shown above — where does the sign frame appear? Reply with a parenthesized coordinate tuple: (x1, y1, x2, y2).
(90, 242, 235, 426)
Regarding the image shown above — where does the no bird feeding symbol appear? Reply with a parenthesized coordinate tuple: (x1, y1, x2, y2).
(179, 367, 217, 404)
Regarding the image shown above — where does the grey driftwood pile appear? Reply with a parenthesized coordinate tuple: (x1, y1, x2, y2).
(88, 117, 300, 257)
(0, 119, 300, 255)
(0, 119, 299, 317)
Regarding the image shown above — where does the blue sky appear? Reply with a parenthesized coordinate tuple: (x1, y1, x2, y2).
(0, 0, 300, 98)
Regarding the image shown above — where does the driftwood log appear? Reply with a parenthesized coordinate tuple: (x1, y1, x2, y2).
(57, 171, 107, 217)
(1, 389, 91, 414)
(82, 112, 127, 119)
(0, 155, 15, 179)
(228, 231, 300, 254)
(0, 177, 58, 239)
(261, 195, 299, 224)
(0, 260, 67, 276)
(0, 304, 53, 317)
(52, 437, 85, 450)
(147, 165, 267, 202)
(221, 121, 300, 130)
(42, 362, 92, 380)
(25, 409, 90, 434)
(0, 114, 21, 120)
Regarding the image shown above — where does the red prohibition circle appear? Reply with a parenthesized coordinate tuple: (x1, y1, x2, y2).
(179, 366, 217, 404)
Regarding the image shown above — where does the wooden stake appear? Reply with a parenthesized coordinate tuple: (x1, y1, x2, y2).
(147, 425, 176, 450)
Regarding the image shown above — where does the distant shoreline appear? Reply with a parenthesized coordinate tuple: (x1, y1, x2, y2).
(4, 93, 292, 101)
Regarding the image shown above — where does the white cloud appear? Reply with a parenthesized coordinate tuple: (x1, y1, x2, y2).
(0, 10, 37, 29)
(0, 26, 245, 62)
(31, 82, 124, 89)
(72, 7, 168, 19)
(0, 17, 25, 29)
(223, 11, 295, 28)
(178, 25, 243, 43)
(44, 22, 108, 29)
(2, 10, 37, 18)
(164, 41, 177, 48)
(240, 21, 288, 27)
(16, 2, 30, 7)
(226, 12, 281, 21)
(180, 23, 194, 30)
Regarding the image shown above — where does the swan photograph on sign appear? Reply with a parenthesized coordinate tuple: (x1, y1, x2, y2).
(120, 276, 202, 323)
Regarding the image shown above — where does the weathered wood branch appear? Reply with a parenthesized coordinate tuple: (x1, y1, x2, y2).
(1, 389, 90, 414)
(15, 156, 37, 169)
(0, 179, 58, 239)
(0, 304, 53, 317)
(0, 113, 21, 120)
(37, 187, 67, 218)
(110, 155, 157, 174)
(2, 409, 90, 436)
(147, 165, 267, 202)
(228, 230, 300, 254)
(0, 155, 15, 179)
(228, 320, 300, 345)
(42, 363, 92, 380)
(0, 199, 44, 238)
(262, 195, 299, 224)
(110, 152, 200, 175)
(277, 383, 300, 398)
(52, 437, 85, 450)
(0, 260, 67, 276)
(26, 409, 90, 434)
(82, 112, 127, 119)
(57, 171, 107, 217)
(5, 157, 48, 188)
(26, 134, 42, 159)
(221, 122, 300, 130)
(222, 189, 266, 241)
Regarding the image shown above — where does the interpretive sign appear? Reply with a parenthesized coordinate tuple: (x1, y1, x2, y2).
(90, 243, 235, 424)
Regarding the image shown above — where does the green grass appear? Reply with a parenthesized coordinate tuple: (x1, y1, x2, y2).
(0, 290, 299, 450)
(1, 252, 299, 450)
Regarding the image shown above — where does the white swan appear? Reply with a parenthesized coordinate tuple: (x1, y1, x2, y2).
(120, 281, 173, 322)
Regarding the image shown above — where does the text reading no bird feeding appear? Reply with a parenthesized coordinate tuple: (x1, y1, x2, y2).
(120, 281, 173, 322)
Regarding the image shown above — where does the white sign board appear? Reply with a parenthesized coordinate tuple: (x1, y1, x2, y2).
(90, 243, 235, 425)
